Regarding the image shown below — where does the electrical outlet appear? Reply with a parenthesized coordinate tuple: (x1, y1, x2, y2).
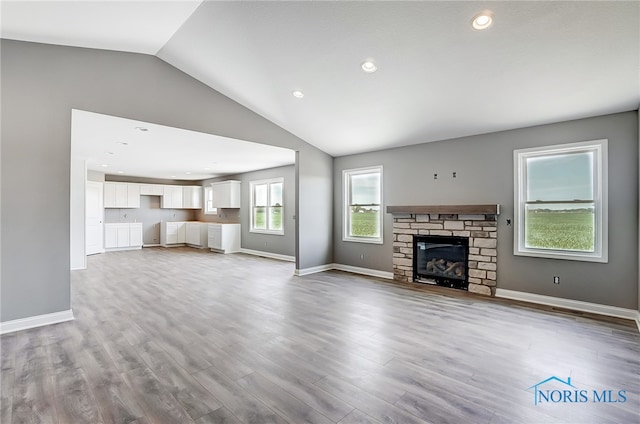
(553, 276, 560, 284)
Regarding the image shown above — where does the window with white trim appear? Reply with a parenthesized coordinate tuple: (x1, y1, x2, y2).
(250, 178, 284, 235)
(514, 139, 607, 262)
(203, 186, 218, 215)
(343, 166, 383, 244)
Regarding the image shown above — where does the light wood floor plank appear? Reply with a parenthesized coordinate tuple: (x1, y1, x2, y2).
(193, 366, 289, 424)
(121, 366, 194, 423)
(134, 340, 223, 420)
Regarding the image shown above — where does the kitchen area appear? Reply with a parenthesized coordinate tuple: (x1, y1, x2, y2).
(102, 180, 241, 254)
(72, 109, 297, 270)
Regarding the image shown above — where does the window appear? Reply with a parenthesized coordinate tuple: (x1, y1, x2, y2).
(514, 139, 607, 262)
(250, 178, 284, 235)
(343, 166, 383, 244)
(203, 186, 218, 215)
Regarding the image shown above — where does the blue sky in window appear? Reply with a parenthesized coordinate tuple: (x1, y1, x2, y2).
(351, 173, 380, 204)
(526, 152, 593, 203)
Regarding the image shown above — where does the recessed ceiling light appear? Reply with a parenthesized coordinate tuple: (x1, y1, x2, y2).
(292, 90, 304, 98)
(171, 175, 177, 178)
(361, 61, 377, 73)
(101, 164, 109, 167)
(472, 12, 493, 30)
(204, 167, 210, 171)
(135, 126, 149, 132)
(117, 170, 124, 174)
(185, 172, 191, 175)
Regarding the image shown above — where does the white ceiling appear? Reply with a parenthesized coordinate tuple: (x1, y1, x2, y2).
(71, 110, 295, 181)
(0, 0, 203, 55)
(3, 1, 640, 159)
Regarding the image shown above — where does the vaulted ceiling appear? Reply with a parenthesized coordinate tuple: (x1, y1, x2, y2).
(2, 1, 639, 157)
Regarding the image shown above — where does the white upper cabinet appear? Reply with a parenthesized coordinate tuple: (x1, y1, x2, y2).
(104, 182, 202, 210)
(104, 182, 140, 208)
(211, 181, 241, 208)
(183, 186, 202, 209)
(139, 184, 164, 196)
(161, 185, 184, 209)
(127, 183, 140, 208)
(104, 182, 117, 207)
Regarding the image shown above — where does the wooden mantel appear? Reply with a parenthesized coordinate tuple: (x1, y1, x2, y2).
(386, 204, 500, 215)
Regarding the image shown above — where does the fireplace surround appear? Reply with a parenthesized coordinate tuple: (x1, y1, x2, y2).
(387, 205, 499, 296)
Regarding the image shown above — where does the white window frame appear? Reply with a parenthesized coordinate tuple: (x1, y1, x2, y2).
(250, 177, 284, 235)
(343, 166, 383, 244)
(513, 139, 608, 262)
(203, 186, 218, 215)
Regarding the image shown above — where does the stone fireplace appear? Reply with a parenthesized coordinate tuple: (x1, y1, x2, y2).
(387, 205, 499, 296)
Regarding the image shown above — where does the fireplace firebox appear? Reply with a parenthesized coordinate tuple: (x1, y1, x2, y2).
(413, 235, 469, 290)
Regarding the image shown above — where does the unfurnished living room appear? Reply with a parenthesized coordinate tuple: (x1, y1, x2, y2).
(1, 1, 639, 424)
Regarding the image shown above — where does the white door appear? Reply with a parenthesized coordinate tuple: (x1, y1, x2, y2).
(86, 181, 104, 255)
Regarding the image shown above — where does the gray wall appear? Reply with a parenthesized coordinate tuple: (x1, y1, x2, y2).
(199, 165, 296, 257)
(1, 40, 333, 322)
(334, 111, 639, 310)
(297, 151, 334, 269)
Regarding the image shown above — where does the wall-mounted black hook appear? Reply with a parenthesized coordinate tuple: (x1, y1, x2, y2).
(434, 173, 438, 180)
(452, 172, 457, 178)
(506, 219, 512, 226)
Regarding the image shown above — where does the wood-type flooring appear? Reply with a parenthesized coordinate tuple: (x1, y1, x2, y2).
(1, 247, 638, 423)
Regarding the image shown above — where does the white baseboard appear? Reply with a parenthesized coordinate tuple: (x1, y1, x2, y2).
(294, 264, 334, 276)
(294, 263, 393, 280)
(636, 310, 640, 333)
(105, 246, 142, 252)
(332, 263, 393, 280)
(0, 309, 74, 335)
(495, 289, 638, 323)
(240, 248, 296, 262)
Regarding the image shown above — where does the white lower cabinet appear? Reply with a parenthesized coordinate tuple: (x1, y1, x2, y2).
(161, 221, 186, 246)
(162, 222, 210, 247)
(208, 223, 241, 253)
(186, 222, 208, 247)
(104, 223, 142, 250)
(129, 224, 143, 247)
